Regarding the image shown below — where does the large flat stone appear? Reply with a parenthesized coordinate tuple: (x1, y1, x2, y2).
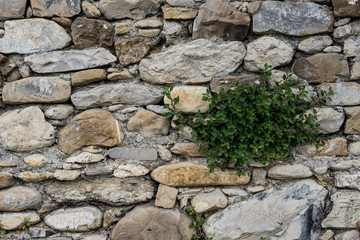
(249, 1, 334, 36)
(45, 178, 156, 206)
(333, 0, 360, 17)
(0, 19, 71, 54)
(0, 212, 40, 230)
(191, 189, 228, 213)
(268, 164, 313, 179)
(345, 107, 360, 134)
(299, 137, 348, 157)
(0, 0, 26, 20)
(335, 174, 360, 190)
(139, 39, 246, 84)
(318, 82, 360, 106)
(30, 0, 81, 17)
(305, 107, 345, 134)
(297, 36, 333, 54)
(109, 147, 157, 160)
(170, 143, 205, 157)
(0, 186, 42, 212)
(24, 48, 116, 73)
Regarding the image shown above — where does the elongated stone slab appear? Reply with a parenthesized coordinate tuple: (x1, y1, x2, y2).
(335, 174, 360, 190)
(318, 82, 360, 106)
(0, 212, 40, 230)
(31, 0, 81, 17)
(0, 0, 26, 20)
(0, 186, 42, 212)
(109, 147, 158, 160)
(24, 48, 116, 73)
(2, 77, 71, 104)
(0, 19, 71, 54)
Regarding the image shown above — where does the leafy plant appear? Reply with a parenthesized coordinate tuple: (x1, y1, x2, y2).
(187, 205, 213, 240)
(163, 64, 333, 175)
(0, 220, 6, 235)
(16, 217, 31, 233)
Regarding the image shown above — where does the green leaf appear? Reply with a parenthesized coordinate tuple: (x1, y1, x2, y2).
(163, 112, 174, 118)
(174, 96, 180, 105)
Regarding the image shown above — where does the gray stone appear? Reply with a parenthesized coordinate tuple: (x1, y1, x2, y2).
(251, 168, 266, 186)
(323, 46, 342, 53)
(25, 48, 116, 73)
(335, 18, 351, 27)
(156, 145, 172, 161)
(146, 105, 172, 115)
(221, 188, 248, 197)
(349, 142, 360, 155)
(0, 186, 42, 212)
(65, 152, 104, 164)
(246, 186, 265, 193)
(266, 70, 297, 90)
(210, 74, 261, 93)
(135, 19, 163, 28)
(249, 1, 333, 36)
(268, 164, 313, 179)
(191, 189, 228, 213)
(344, 36, 360, 57)
(71, 83, 162, 109)
(331, 160, 360, 170)
(335, 230, 360, 240)
(305, 108, 345, 134)
(335, 174, 360, 190)
(29, 227, 57, 238)
(0, 212, 40, 230)
(31, 0, 81, 17)
(0, 19, 71, 54)
(109, 147, 157, 160)
(333, 24, 352, 39)
(0, 155, 19, 167)
(45, 105, 74, 120)
(321, 230, 334, 240)
(139, 39, 246, 84)
(298, 36, 333, 54)
(155, 184, 178, 208)
(166, 0, 194, 7)
(54, 170, 81, 181)
(163, 20, 189, 45)
(318, 82, 360, 106)
(351, 62, 360, 80)
(0, 0, 26, 20)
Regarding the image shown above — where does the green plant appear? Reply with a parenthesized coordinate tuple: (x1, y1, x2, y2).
(0, 220, 6, 235)
(187, 205, 213, 240)
(16, 217, 31, 233)
(163, 64, 333, 175)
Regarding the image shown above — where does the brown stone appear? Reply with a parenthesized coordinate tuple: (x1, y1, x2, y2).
(82, 1, 101, 18)
(344, 107, 360, 134)
(127, 109, 170, 137)
(318, 82, 360, 106)
(0, 173, 16, 189)
(351, 62, 360, 80)
(299, 137, 348, 157)
(31, 0, 81, 17)
(170, 143, 205, 157)
(58, 109, 124, 155)
(151, 162, 250, 187)
(24, 154, 49, 168)
(0, 0, 26, 20)
(115, 23, 131, 35)
(5, 68, 21, 82)
(184, 77, 212, 85)
(0, 186, 42, 212)
(292, 53, 349, 83)
(138, 29, 161, 37)
(333, 0, 360, 17)
(163, 8, 198, 20)
(107, 69, 134, 80)
(0, 58, 17, 76)
(193, 0, 250, 41)
(52, 17, 72, 28)
(71, 69, 107, 86)
(155, 184, 178, 208)
(71, 19, 114, 48)
(17, 172, 54, 183)
(210, 74, 262, 93)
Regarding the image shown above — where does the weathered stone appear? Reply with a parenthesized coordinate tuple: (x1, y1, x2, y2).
(205, 180, 328, 240)
(0, 107, 55, 152)
(31, 0, 81, 17)
(19, 65, 31, 78)
(115, 23, 131, 35)
(265, 70, 298, 90)
(0, 212, 40, 230)
(45, 178, 155, 206)
(210, 74, 261, 93)
(24, 154, 49, 168)
(244, 37, 295, 72)
(44, 206, 102, 231)
(29, 227, 57, 238)
(151, 162, 250, 187)
(184, 77, 212, 85)
(351, 62, 360, 80)
(191, 189, 227, 213)
(107, 69, 134, 80)
(323, 45, 342, 53)
(320, 230, 334, 240)
(305, 107, 345, 134)
(0, 186, 42, 212)
(344, 36, 360, 57)
(114, 164, 150, 178)
(0, 19, 71, 54)
(334, 230, 360, 240)
(140, 39, 245, 84)
(58, 109, 123, 155)
(249, 1, 333, 36)
(163, 20, 189, 45)
(322, 191, 360, 229)
(71, 19, 114, 48)
(83, 235, 107, 240)
(221, 188, 248, 197)
(345, 107, 360, 134)
(25, 48, 116, 73)
(0, 155, 19, 167)
(170, 143, 205, 157)
(300, 137, 348, 157)
(251, 168, 266, 186)
(155, 184, 178, 208)
(349, 142, 360, 155)
(111, 205, 194, 239)
(166, 0, 194, 7)
(82, 146, 104, 154)
(331, 160, 360, 170)
(135, 19, 163, 28)
(109, 147, 157, 160)
(84, 160, 117, 176)
(292, 54, 349, 83)
(82, 1, 101, 18)
(138, 29, 161, 37)
(268, 164, 313, 179)
(99, 0, 162, 20)
(52, 17, 72, 27)
(0, 173, 16, 189)
(163, 8, 198, 19)
(246, 186, 265, 193)
(0, 0, 26, 20)
(335, 173, 360, 190)
(71, 69, 106, 86)
(319, 82, 360, 106)
(18, 172, 54, 182)
(54, 170, 81, 181)
(156, 145, 172, 161)
(335, 18, 351, 27)
(6, 68, 21, 82)
(298, 36, 333, 54)
(0, 58, 16, 76)
(193, 0, 249, 41)
(2, 77, 71, 104)
(333, 24, 352, 39)
(45, 105, 74, 120)
(333, 0, 360, 17)
(66, 152, 104, 164)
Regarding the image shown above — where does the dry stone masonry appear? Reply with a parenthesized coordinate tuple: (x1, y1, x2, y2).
(0, 0, 360, 239)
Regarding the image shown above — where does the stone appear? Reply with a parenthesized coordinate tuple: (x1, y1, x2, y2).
(300, 137, 348, 157)
(268, 164, 313, 179)
(244, 37, 295, 72)
(266, 70, 298, 89)
(58, 109, 123, 155)
(30, 0, 81, 17)
(54, 170, 81, 181)
(0, 58, 16, 76)
(193, 0, 250, 41)
(0, 107, 55, 152)
(335, 18, 351, 27)
(191, 189, 227, 213)
(170, 143, 205, 157)
(298, 36, 333, 54)
(333, 24, 352, 39)
(71, 83, 162, 109)
(322, 191, 360, 229)
(45, 105, 74, 120)
(111, 205, 194, 239)
(151, 162, 250, 187)
(304, 107, 345, 134)
(113, 164, 150, 178)
(44, 206, 102, 231)
(84, 160, 117, 176)
(155, 184, 178, 208)
(115, 23, 131, 35)
(210, 74, 261, 93)
(66, 152, 104, 164)
(99, 0, 162, 20)
(318, 82, 360, 106)
(146, 105, 172, 115)
(82, 1, 101, 18)
(25, 48, 116, 73)
(163, 20, 189, 45)
(292, 53, 349, 83)
(52, 17, 72, 28)
(107, 69, 134, 80)
(135, 19, 163, 28)
(0, 212, 40, 230)
(17, 172, 54, 182)
(251, 168, 266, 186)
(19, 65, 32, 78)
(333, 0, 360, 17)
(184, 77, 212, 85)
(82, 146, 104, 154)
(138, 29, 161, 37)
(45, 178, 155, 206)
(156, 145, 172, 161)
(71, 69, 107, 86)
(344, 36, 360, 57)
(323, 46, 342, 53)
(6, 68, 22, 82)
(0, 155, 19, 167)
(335, 174, 360, 190)
(0, 173, 16, 189)
(249, 1, 333, 36)
(163, 8, 198, 19)
(71, 19, 114, 48)
(221, 188, 248, 197)
(109, 147, 157, 160)
(321, 230, 334, 240)
(349, 142, 360, 155)
(331, 160, 360, 170)
(0, 186, 42, 212)
(335, 230, 360, 240)
(2, 77, 71, 104)
(246, 186, 265, 193)
(140, 39, 245, 84)
(351, 62, 360, 80)
(345, 107, 360, 134)
(0, 0, 26, 20)
(29, 227, 57, 238)
(0, 19, 71, 54)
(127, 109, 170, 137)
(166, 0, 194, 7)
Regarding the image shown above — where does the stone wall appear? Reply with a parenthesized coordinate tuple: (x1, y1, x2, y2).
(0, 0, 360, 239)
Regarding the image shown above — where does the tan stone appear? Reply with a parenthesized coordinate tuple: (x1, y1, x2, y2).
(127, 109, 170, 137)
(31, 0, 81, 17)
(333, 0, 360, 17)
(151, 162, 250, 187)
(24, 154, 49, 168)
(54, 170, 81, 181)
(268, 164, 313, 179)
(135, 19, 163, 28)
(17, 172, 54, 182)
(115, 23, 131, 35)
(0, 155, 19, 167)
(82, 1, 101, 18)
(45, 104, 74, 120)
(38, 203, 57, 214)
(107, 69, 134, 80)
(71, 69, 106, 86)
(155, 184, 178, 208)
(138, 29, 161, 37)
(6, 68, 21, 82)
(191, 189, 228, 213)
(184, 77, 212, 85)
(65, 152, 104, 164)
(163, 8, 198, 19)
(170, 143, 205, 157)
(82, 146, 104, 153)
(351, 62, 360, 80)
(52, 17, 72, 28)
(58, 109, 124, 155)
(113, 164, 150, 178)
(345, 107, 360, 134)
(0, 186, 42, 212)
(300, 137, 348, 157)
(0, 58, 17, 76)
(0, 173, 16, 189)
(0, 212, 40, 230)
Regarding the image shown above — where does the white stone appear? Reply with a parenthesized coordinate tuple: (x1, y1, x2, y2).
(298, 36, 333, 54)
(268, 164, 313, 179)
(65, 152, 104, 164)
(191, 189, 228, 213)
(45, 105, 74, 120)
(305, 107, 345, 134)
(54, 170, 81, 181)
(113, 164, 150, 178)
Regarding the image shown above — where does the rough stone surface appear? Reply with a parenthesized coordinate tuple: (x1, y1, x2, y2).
(115, 23, 131, 35)
(345, 107, 360, 134)
(163, 8, 198, 20)
(135, 19, 163, 28)
(335, 174, 360, 190)
(0, 155, 19, 167)
(244, 36, 295, 72)
(268, 164, 313, 179)
(113, 164, 150, 178)
(25, 48, 116, 73)
(115, 38, 157, 66)
(54, 170, 81, 181)
(191, 189, 227, 213)
(24, 154, 49, 168)
(155, 184, 178, 208)
(351, 62, 360, 80)
(166, 0, 194, 6)
(45, 105, 74, 120)
(0, 107, 55, 152)
(0, 173, 16, 189)
(2, 77, 71, 104)
(111, 205, 194, 240)
(31, 0, 81, 17)
(333, 0, 360, 17)
(109, 147, 157, 160)
(151, 162, 250, 187)
(71, 83, 162, 109)
(348, 142, 360, 155)
(0, 212, 40, 230)
(45, 178, 155, 206)
(323, 45, 342, 53)
(300, 137, 348, 157)
(17, 172, 54, 182)
(0, 186, 42, 212)
(331, 160, 360, 170)
(170, 143, 205, 157)
(44, 206, 102, 231)
(249, 1, 334, 36)
(66, 152, 104, 164)
(318, 82, 360, 106)
(251, 169, 267, 186)
(298, 36, 333, 54)
(140, 39, 246, 84)
(82, 1, 101, 18)
(334, 230, 360, 240)
(210, 74, 261, 93)
(52, 17, 72, 27)
(0, 19, 71, 54)
(305, 107, 345, 134)
(107, 69, 134, 80)
(138, 29, 160, 37)
(0, 0, 26, 20)
(344, 36, 360, 57)
(205, 180, 328, 240)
